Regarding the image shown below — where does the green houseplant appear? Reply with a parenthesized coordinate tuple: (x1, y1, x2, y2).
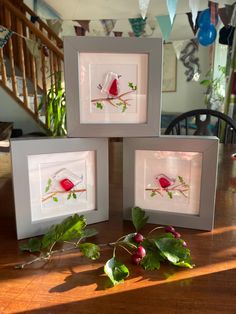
(40, 71, 67, 136)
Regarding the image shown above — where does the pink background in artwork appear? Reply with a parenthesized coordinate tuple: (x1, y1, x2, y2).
(135, 150, 203, 215)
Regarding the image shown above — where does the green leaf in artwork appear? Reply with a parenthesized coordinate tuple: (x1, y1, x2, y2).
(53, 197, 58, 202)
(167, 191, 173, 199)
(132, 207, 149, 232)
(78, 243, 100, 260)
(178, 176, 184, 183)
(41, 214, 86, 249)
(96, 102, 103, 110)
(104, 257, 129, 286)
(122, 105, 127, 112)
(150, 191, 156, 197)
(72, 193, 77, 199)
(45, 178, 52, 192)
(20, 237, 42, 253)
(67, 193, 72, 200)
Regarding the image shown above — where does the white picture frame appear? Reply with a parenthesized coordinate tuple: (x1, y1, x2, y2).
(123, 136, 219, 230)
(11, 137, 109, 239)
(63, 37, 163, 137)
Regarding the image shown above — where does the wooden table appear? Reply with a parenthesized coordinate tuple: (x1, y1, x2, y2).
(0, 142, 236, 314)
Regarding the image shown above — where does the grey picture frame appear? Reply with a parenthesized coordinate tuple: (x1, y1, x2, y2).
(63, 36, 163, 137)
(123, 136, 219, 231)
(11, 137, 109, 239)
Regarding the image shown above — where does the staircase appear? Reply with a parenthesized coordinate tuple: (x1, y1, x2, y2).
(0, 0, 64, 135)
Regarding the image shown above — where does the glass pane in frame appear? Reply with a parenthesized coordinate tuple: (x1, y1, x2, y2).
(135, 150, 203, 215)
(28, 151, 96, 222)
(79, 52, 148, 124)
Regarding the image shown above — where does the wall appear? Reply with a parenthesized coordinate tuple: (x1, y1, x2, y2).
(162, 45, 210, 113)
(0, 87, 45, 135)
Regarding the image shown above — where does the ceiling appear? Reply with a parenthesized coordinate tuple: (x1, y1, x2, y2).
(42, 0, 236, 40)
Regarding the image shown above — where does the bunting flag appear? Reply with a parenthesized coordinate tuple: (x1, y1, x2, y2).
(0, 25, 13, 48)
(46, 19, 63, 35)
(156, 15, 174, 42)
(30, 15, 39, 24)
(113, 31, 123, 37)
(128, 17, 147, 37)
(138, 0, 150, 20)
(74, 26, 86, 36)
(100, 19, 116, 35)
(172, 40, 186, 59)
(25, 38, 41, 58)
(218, 5, 234, 26)
(186, 12, 201, 35)
(166, 0, 178, 25)
(208, 1, 218, 26)
(74, 20, 90, 32)
(189, 0, 199, 26)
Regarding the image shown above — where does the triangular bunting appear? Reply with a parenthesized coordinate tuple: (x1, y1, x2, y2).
(74, 20, 90, 32)
(46, 19, 63, 35)
(186, 12, 201, 35)
(156, 15, 174, 42)
(0, 25, 13, 48)
(166, 0, 178, 25)
(113, 31, 123, 37)
(128, 17, 147, 37)
(189, 0, 199, 26)
(25, 38, 41, 58)
(218, 5, 234, 26)
(100, 19, 116, 35)
(74, 26, 86, 36)
(138, 0, 150, 20)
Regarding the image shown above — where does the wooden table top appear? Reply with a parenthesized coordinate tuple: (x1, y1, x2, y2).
(0, 141, 236, 314)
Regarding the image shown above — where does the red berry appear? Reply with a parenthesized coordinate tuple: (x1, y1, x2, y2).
(136, 246, 146, 258)
(134, 233, 144, 243)
(165, 226, 175, 233)
(173, 231, 181, 239)
(131, 253, 142, 265)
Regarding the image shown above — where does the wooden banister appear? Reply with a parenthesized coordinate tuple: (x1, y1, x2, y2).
(0, 0, 63, 59)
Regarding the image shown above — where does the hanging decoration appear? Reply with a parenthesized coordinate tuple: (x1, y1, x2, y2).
(208, 1, 219, 26)
(218, 4, 234, 26)
(180, 39, 201, 82)
(128, 17, 147, 37)
(166, 0, 178, 25)
(156, 15, 174, 42)
(74, 20, 90, 32)
(74, 26, 86, 36)
(0, 25, 13, 48)
(189, 0, 199, 26)
(25, 38, 41, 58)
(100, 19, 117, 36)
(138, 0, 150, 20)
(30, 15, 39, 24)
(172, 40, 186, 59)
(113, 31, 123, 37)
(186, 12, 201, 35)
(46, 19, 63, 36)
(197, 8, 217, 46)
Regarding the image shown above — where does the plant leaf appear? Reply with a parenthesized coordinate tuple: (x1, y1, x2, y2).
(96, 102, 103, 110)
(141, 251, 161, 270)
(104, 257, 129, 286)
(20, 237, 42, 253)
(132, 207, 149, 232)
(53, 197, 58, 202)
(150, 191, 156, 197)
(72, 193, 77, 199)
(167, 191, 173, 199)
(78, 243, 100, 260)
(41, 214, 86, 248)
(154, 237, 193, 267)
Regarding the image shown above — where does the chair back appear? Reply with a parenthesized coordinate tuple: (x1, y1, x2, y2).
(164, 109, 236, 143)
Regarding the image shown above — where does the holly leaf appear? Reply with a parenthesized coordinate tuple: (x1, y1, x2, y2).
(67, 193, 72, 200)
(96, 102, 103, 110)
(154, 237, 193, 267)
(167, 191, 173, 199)
(53, 197, 58, 202)
(45, 178, 52, 193)
(132, 207, 149, 232)
(72, 193, 77, 199)
(178, 176, 184, 183)
(150, 191, 156, 197)
(20, 237, 42, 253)
(78, 243, 100, 260)
(41, 214, 86, 248)
(104, 257, 129, 286)
(80, 228, 98, 240)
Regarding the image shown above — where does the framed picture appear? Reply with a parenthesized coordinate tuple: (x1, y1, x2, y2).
(63, 37, 162, 137)
(162, 43, 177, 92)
(11, 137, 108, 239)
(123, 136, 219, 230)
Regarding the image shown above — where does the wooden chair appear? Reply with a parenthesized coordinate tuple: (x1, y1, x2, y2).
(164, 109, 236, 143)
